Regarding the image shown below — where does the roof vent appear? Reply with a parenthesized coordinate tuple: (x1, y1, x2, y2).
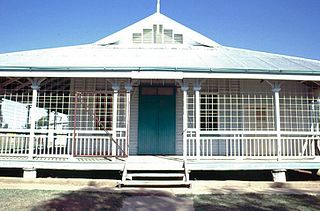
(174, 34, 183, 44)
(132, 24, 183, 45)
(133, 33, 142, 44)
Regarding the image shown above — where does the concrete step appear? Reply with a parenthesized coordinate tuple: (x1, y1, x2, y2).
(126, 163, 184, 171)
(118, 180, 191, 187)
(127, 173, 185, 178)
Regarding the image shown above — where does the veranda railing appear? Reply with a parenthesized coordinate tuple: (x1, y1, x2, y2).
(0, 129, 128, 158)
(0, 129, 318, 160)
(185, 130, 319, 159)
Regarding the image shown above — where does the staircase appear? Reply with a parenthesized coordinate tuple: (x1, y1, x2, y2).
(118, 159, 191, 187)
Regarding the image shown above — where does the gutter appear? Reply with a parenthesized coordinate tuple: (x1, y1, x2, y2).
(1, 66, 320, 75)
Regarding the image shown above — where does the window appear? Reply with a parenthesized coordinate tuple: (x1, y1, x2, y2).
(200, 94, 218, 131)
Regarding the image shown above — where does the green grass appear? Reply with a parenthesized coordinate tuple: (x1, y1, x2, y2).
(191, 194, 320, 211)
(0, 189, 125, 211)
(0, 189, 63, 211)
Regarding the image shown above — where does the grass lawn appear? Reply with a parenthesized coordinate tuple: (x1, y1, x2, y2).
(191, 194, 320, 211)
(0, 189, 320, 211)
(0, 189, 63, 211)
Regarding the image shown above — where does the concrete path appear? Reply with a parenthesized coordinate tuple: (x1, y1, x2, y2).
(121, 195, 194, 211)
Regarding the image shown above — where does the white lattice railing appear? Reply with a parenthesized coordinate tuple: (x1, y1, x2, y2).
(34, 131, 72, 157)
(0, 129, 128, 158)
(185, 130, 319, 159)
(74, 131, 111, 157)
(0, 132, 30, 156)
(280, 134, 317, 157)
(74, 129, 127, 157)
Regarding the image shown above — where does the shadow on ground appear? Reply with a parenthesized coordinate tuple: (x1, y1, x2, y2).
(31, 184, 184, 211)
(30, 182, 320, 211)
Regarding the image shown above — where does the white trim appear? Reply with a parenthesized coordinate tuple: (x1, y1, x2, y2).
(1, 71, 320, 81)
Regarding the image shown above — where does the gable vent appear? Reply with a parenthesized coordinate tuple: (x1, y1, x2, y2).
(143, 29, 153, 43)
(164, 29, 173, 44)
(174, 34, 183, 44)
(133, 33, 142, 44)
(132, 24, 183, 45)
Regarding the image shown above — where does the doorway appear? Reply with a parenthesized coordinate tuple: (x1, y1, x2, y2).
(138, 87, 176, 155)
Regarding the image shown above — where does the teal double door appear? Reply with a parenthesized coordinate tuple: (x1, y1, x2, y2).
(138, 87, 176, 155)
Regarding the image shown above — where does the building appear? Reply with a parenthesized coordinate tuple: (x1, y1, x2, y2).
(0, 1, 320, 185)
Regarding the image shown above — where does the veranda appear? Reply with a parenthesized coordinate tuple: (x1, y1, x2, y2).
(1, 77, 319, 162)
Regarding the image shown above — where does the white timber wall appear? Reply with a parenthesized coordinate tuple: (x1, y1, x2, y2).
(129, 87, 139, 155)
(176, 88, 183, 155)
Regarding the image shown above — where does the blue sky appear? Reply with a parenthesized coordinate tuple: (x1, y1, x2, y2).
(0, 0, 319, 60)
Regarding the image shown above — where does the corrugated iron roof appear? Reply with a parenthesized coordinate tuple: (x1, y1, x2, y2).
(0, 12, 319, 75)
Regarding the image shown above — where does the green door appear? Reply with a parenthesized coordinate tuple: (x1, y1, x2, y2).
(138, 87, 176, 155)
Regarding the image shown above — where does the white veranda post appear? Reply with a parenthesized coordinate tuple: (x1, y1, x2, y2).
(28, 80, 41, 160)
(194, 81, 201, 160)
(125, 81, 132, 156)
(181, 83, 189, 158)
(272, 83, 282, 159)
(112, 82, 120, 156)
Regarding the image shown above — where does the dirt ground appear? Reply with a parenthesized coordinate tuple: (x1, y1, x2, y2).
(0, 177, 320, 210)
(1, 187, 320, 211)
(0, 177, 320, 195)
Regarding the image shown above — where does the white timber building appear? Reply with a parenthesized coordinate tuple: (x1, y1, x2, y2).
(0, 2, 320, 184)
